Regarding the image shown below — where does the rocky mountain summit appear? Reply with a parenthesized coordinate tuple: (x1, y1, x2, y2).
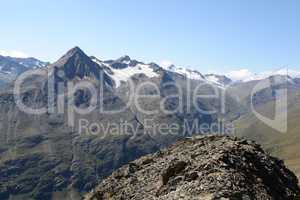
(85, 135, 300, 200)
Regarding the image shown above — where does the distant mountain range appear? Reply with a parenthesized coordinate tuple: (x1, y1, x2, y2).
(0, 47, 299, 199)
(1, 50, 299, 88)
(0, 55, 48, 87)
(0, 50, 300, 86)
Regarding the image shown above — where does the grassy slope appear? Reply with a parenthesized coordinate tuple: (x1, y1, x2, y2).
(234, 91, 300, 177)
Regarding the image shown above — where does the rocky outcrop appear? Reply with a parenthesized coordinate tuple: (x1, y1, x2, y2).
(85, 135, 300, 200)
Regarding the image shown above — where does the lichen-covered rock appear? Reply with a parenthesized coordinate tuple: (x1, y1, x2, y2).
(85, 135, 300, 200)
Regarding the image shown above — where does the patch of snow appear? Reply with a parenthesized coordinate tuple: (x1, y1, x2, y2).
(226, 69, 253, 82)
(242, 69, 300, 82)
(205, 75, 220, 84)
(163, 65, 205, 80)
(276, 69, 300, 78)
(93, 58, 159, 87)
(123, 60, 131, 65)
(226, 68, 300, 83)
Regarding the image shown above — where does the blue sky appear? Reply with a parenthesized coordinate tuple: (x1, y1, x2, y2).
(0, 0, 300, 74)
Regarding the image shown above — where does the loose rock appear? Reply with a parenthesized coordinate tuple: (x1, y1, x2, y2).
(85, 136, 300, 200)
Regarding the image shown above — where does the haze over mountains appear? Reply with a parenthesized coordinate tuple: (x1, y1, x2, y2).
(0, 47, 299, 200)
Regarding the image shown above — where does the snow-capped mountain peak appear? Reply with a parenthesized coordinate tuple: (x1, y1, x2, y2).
(227, 68, 300, 83)
(163, 64, 205, 80)
(92, 57, 159, 87)
(0, 55, 48, 86)
(204, 74, 233, 86)
(93, 55, 300, 89)
(116, 55, 131, 64)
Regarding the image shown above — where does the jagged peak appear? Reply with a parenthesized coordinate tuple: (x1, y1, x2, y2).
(63, 46, 87, 58)
(48, 46, 114, 82)
(52, 46, 91, 67)
(116, 55, 131, 63)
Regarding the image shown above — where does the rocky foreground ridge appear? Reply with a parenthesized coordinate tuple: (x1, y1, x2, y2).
(85, 135, 300, 200)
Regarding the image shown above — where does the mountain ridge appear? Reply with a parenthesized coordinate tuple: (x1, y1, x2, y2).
(2, 46, 300, 89)
(85, 135, 300, 200)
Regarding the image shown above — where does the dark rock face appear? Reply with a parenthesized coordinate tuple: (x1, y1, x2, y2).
(85, 136, 300, 200)
(105, 55, 143, 69)
(51, 47, 110, 82)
